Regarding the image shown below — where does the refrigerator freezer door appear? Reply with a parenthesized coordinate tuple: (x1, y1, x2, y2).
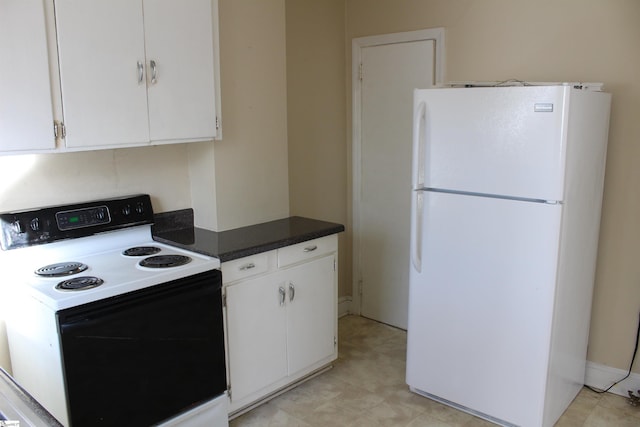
(416, 86, 569, 201)
(406, 191, 562, 426)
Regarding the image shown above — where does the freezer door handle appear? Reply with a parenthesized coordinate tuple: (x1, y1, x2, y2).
(412, 100, 427, 189)
(411, 189, 424, 272)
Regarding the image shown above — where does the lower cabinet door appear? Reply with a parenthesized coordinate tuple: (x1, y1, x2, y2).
(285, 255, 336, 375)
(226, 273, 288, 403)
(225, 251, 338, 410)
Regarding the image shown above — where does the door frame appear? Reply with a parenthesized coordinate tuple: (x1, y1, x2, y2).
(351, 28, 445, 317)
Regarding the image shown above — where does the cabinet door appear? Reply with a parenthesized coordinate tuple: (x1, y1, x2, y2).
(225, 273, 288, 403)
(0, 0, 55, 152)
(55, 0, 149, 148)
(286, 255, 337, 375)
(144, 0, 217, 141)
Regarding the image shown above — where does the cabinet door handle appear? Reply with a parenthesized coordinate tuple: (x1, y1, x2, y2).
(289, 282, 295, 302)
(137, 61, 144, 84)
(150, 60, 158, 84)
(303, 245, 317, 253)
(239, 263, 255, 271)
(279, 286, 286, 306)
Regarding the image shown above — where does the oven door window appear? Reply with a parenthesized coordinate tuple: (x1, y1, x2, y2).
(57, 270, 226, 427)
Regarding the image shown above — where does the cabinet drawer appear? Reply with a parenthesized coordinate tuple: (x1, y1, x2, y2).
(222, 251, 275, 283)
(277, 235, 337, 268)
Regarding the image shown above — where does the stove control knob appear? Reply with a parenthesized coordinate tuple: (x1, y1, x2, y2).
(122, 205, 131, 216)
(96, 209, 106, 221)
(30, 218, 40, 231)
(135, 202, 145, 215)
(12, 220, 24, 234)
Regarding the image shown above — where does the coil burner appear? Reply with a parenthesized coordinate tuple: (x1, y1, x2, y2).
(35, 262, 88, 277)
(123, 246, 162, 257)
(56, 276, 104, 291)
(139, 255, 192, 268)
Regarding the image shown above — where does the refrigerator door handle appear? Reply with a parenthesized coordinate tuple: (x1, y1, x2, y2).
(411, 99, 427, 272)
(411, 189, 424, 272)
(412, 100, 427, 189)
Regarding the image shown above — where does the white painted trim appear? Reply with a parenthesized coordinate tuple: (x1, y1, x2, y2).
(211, 0, 222, 140)
(585, 360, 640, 397)
(338, 296, 352, 318)
(351, 28, 445, 318)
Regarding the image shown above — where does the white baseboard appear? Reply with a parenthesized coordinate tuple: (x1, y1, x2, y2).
(585, 360, 640, 397)
(338, 296, 352, 318)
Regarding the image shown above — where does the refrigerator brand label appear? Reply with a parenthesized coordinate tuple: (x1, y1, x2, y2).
(534, 103, 554, 112)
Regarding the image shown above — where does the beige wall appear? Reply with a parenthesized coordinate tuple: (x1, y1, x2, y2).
(340, 0, 640, 373)
(207, 0, 290, 231)
(189, 0, 290, 231)
(0, 145, 192, 214)
(285, 0, 350, 297)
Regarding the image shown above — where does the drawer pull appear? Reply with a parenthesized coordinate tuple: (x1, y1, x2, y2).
(303, 245, 318, 253)
(279, 286, 286, 306)
(239, 263, 256, 271)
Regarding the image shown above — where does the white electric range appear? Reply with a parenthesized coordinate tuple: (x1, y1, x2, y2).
(0, 194, 228, 427)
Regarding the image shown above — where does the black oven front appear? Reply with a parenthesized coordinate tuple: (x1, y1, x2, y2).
(56, 269, 226, 426)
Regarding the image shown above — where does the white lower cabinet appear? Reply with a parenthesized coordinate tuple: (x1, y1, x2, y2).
(285, 256, 336, 375)
(225, 268, 288, 405)
(223, 235, 338, 414)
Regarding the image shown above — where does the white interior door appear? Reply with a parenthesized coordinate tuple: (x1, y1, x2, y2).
(354, 30, 443, 329)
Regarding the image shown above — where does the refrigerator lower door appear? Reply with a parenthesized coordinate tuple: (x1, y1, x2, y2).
(406, 191, 562, 427)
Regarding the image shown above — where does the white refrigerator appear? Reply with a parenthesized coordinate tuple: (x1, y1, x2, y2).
(406, 84, 611, 427)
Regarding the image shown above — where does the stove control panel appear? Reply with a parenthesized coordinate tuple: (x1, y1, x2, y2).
(0, 194, 154, 250)
(56, 206, 111, 231)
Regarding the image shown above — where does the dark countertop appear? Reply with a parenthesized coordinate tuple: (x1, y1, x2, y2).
(152, 210, 345, 262)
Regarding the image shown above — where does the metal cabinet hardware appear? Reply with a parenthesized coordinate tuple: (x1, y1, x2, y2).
(137, 61, 144, 83)
(53, 121, 66, 140)
(303, 245, 317, 253)
(279, 286, 286, 306)
(150, 60, 158, 84)
(288, 282, 295, 302)
(239, 263, 255, 271)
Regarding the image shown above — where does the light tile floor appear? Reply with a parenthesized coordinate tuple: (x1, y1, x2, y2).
(230, 315, 640, 426)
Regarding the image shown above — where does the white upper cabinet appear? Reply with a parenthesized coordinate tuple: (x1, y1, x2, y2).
(144, 0, 217, 142)
(55, 0, 219, 149)
(55, 0, 149, 148)
(0, 0, 56, 152)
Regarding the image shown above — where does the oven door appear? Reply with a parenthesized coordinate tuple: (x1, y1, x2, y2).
(57, 269, 226, 427)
